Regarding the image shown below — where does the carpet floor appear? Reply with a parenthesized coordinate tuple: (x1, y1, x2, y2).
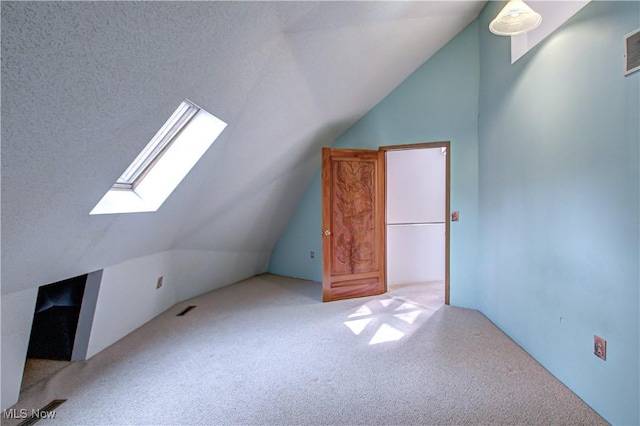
(4, 274, 606, 425)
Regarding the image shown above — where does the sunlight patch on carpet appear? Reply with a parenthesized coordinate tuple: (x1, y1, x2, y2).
(343, 295, 437, 345)
(348, 305, 372, 318)
(343, 318, 372, 335)
(393, 310, 422, 324)
(369, 323, 405, 345)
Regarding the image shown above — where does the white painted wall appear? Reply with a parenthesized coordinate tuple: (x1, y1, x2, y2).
(85, 248, 269, 359)
(171, 249, 270, 302)
(86, 251, 175, 359)
(386, 148, 446, 286)
(386, 149, 446, 224)
(1, 288, 38, 409)
(387, 224, 446, 283)
(72, 270, 102, 361)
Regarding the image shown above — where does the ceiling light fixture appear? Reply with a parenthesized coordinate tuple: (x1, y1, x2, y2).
(489, 0, 542, 36)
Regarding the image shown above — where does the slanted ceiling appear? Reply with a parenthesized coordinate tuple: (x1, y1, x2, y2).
(1, 1, 485, 295)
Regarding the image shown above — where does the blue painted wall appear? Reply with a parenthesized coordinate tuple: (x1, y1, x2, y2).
(270, 2, 639, 422)
(269, 20, 481, 309)
(477, 2, 639, 424)
(268, 169, 324, 282)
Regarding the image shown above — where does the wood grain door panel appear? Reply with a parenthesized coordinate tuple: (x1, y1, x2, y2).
(322, 148, 385, 302)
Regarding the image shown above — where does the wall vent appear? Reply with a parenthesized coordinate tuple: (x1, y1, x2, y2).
(17, 399, 66, 426)
(624, 27, 640, 75)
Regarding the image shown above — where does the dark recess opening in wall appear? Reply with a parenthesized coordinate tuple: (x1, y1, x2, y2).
(27, 274, 87, 361)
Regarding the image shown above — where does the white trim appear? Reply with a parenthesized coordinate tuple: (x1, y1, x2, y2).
(116, 100, 199, 188)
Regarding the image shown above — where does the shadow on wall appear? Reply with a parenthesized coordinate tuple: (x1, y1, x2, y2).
(174, 118, 356, 251)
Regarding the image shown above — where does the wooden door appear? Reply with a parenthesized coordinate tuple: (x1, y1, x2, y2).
(322, 148, 386, 302)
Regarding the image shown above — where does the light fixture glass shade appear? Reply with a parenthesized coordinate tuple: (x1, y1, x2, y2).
(489, 0, 542, 36)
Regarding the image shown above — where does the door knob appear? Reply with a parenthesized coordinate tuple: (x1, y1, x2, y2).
(323, 229, 331, 236)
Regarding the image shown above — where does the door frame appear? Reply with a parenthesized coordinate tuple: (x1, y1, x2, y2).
(380, 141, 451, 305)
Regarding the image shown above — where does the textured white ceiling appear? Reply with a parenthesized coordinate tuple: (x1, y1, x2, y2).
(1, 1, 485, 294)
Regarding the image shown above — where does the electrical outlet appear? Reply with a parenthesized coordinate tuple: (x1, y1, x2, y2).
(594, 335, 606, 361)
(156, 276, 164, 289)
(310, 251, 315, 259)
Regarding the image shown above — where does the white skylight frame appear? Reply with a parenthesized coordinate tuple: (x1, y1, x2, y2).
(91, 100, 226, 215)
(114, 100, 200, 190)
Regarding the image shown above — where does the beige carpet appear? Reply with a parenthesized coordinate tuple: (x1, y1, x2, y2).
(4, 274, 606, 425)
(20, 359, 70, 394)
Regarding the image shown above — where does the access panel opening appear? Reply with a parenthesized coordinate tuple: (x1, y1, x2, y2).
(27, 274, 87, 360)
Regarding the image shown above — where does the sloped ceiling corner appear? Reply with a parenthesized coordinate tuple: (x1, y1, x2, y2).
(1, 1, 485, 295)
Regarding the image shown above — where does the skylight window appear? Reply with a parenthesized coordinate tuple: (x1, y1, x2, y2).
(90, 100, 226, 215)
(113, 101, 200, 190)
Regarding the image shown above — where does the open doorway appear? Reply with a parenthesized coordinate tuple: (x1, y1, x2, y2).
(22, 274, 86, 393)
(382, 142, 450, 310)
(21, 270, 102, 393)
(27, 275, 87, 361)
